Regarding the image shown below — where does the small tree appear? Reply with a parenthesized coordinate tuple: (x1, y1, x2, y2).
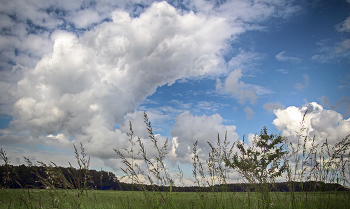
(225, 126, 288, 208)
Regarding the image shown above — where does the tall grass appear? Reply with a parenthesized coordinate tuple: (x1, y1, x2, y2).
(285, 111, 350, 209)
(114, 112, 175, 208)
(0, 111, 349, 208)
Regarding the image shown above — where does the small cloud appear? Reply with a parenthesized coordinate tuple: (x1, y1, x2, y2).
(217, 69, 273, 105)
(263, 102, 285, 112)
(228, 49, 264, 70)
(275, 51, 301, 63)
(140, 99, 159, 105)
(244, 106, 255, 120)
(339, 73, 350, 90)
(320, 95, 331, 108)
(311, 54, 331, 63)
(255, 85, 275, 95)
(334, 39, 350, 53)
(312, 18, 350, 62)
(276, 69, 288, 74)
(232, 106, 238, 112)
(335, 15, 350, 33)
(295, 74, 309, 90)
(321, 95, 350, 115)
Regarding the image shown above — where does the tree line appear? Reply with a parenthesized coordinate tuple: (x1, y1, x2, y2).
(0, 165, 347, 192)
(0, 164, 120, 190)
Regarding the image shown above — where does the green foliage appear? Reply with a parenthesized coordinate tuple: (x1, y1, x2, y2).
(226, 127, 288, 183)
(225, 126, 289, 208)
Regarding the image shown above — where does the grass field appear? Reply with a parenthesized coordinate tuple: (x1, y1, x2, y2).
(0, 189, 349, 209)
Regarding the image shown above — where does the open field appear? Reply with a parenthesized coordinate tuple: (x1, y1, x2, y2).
(0, 189, 349, 209)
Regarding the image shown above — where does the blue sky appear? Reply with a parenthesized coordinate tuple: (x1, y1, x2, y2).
(0, 0, 349, 185)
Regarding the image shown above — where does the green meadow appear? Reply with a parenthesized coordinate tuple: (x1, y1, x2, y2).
(0, 189, 349, 209)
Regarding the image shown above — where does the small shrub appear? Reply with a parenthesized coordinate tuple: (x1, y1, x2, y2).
(225, 126, 289, 208)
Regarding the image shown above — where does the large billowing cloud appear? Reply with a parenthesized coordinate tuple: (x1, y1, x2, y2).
(273, 102, 350, 149)
(0, 0, 302, 172)
(0, 0, 300, 75)
(3, 2, 232, 151)
(272, 102, 350, 183)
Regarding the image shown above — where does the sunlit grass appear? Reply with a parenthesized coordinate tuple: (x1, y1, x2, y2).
(0, 189, 349, 209)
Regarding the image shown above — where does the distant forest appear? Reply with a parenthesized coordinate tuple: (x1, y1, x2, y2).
(0, 165, 348, 192)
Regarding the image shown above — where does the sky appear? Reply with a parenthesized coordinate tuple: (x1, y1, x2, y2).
(0, 0, 350, 186)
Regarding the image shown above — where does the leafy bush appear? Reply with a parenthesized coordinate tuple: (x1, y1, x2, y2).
(225, 126, 289, 208)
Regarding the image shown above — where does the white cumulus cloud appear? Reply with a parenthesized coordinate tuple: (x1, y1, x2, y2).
(2, 2, 234, 160)
(216, 69, 259, 104)
(0, 0, 304, 173)
(273, 102, 350, 149)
